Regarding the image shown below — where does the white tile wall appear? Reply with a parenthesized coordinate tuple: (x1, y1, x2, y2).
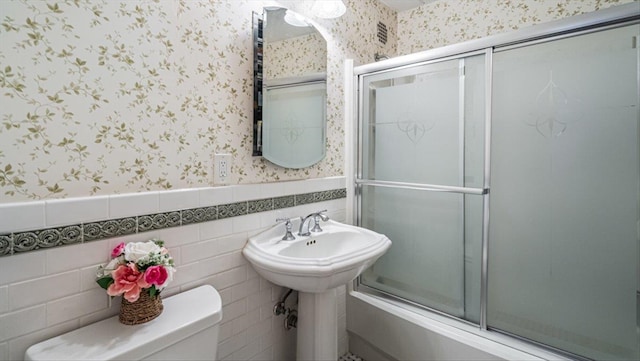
(109, 192, 159, 218)
(232, 213, 264, 234)
(45, 289, 107, 326)
(232, 336, 262, 360)
(0, 177, 347, 361)
(218, 233, 250, 254)
(232, 184, 262, 202)
(259, 182, 285, 199)
(181, 238, 219, 264)
(45, 196, 109, 227)
(158, 223, 199, 247)
(199, 187, 233, 207)
(9, 271, 80, 310)
(158, 188, 200, 212)
(0, 287, 7, 313)
(45, 240, 109, 275)
(79, 265, 101, 291)
(200, 218, 233, 240)
(251, 346, 274, 361)
(0, 342, 7, 361)
(0, 306, 46, 340)
(0, 252, 46, 285)
(0, 202, 46, 233)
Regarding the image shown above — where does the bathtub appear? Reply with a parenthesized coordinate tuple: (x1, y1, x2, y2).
(346, 290, 569, 361)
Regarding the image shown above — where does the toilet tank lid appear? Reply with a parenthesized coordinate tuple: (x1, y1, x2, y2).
(24, 285, 222, 361)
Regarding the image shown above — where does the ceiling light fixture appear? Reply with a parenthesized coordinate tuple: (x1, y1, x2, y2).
(312, 0, 347, 19)
(284, 10, 310, 27)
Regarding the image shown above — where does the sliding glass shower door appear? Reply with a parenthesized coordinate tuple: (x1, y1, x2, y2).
(357, 53, 487, 323)
(488, 24, 639, 360)
(355, 15, 639, 361)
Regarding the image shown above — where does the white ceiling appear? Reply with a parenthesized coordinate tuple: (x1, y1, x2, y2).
(377, 0, 435, 12)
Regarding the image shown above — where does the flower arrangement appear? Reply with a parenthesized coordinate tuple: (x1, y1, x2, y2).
(96, 239, 176, 303)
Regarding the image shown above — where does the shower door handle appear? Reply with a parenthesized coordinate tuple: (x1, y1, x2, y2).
(355, 179, 488, 195)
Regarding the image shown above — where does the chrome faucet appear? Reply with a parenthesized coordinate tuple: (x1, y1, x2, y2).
(298, 210, 329, 236)
(276, 218, 296, 241)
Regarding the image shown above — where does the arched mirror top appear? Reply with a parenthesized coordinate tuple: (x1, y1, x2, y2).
(252, 7, 328, 169)
(263, 7, 327, 81)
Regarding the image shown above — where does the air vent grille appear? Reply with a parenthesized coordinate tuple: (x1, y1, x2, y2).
(377, 21, 387, 44)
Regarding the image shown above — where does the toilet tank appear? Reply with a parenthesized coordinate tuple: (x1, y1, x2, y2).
(25, 285, 223, 361)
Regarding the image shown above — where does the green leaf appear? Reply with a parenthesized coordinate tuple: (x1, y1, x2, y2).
(96, 276, 113, 290)
(47, 94, 61, 103)
(152, 239, 164, 247)
(47, 183, 63, 193)
(149, 285, 157, 297)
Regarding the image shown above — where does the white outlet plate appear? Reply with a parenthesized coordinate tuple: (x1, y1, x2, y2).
(214, 153, 231, 185)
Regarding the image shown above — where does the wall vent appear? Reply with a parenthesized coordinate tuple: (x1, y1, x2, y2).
(377, 21, 388, 44)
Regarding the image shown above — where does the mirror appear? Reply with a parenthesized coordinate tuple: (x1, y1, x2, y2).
(252, 7, 328, 169)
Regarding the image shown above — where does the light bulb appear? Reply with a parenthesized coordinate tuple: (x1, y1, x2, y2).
(284, 10, 309, 27)
(312, 0, 347, 19)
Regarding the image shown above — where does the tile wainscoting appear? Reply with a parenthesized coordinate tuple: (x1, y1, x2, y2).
(0, 176, 348, 361)
(0, 185, 346, 257)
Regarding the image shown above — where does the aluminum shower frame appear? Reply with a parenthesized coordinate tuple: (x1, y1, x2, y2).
(351, 2, 639, 359)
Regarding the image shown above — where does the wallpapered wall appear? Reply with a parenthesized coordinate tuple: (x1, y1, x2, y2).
(265, 32, 326, 80)
(0, 0, 396, 202)
(2, 0, 631, 203)
(396, 0, 636, 55)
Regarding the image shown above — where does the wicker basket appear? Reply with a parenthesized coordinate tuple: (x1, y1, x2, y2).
(119, 291, 163, 325)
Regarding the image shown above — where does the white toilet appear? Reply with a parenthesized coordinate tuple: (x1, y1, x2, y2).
(25, 285, 222, 360)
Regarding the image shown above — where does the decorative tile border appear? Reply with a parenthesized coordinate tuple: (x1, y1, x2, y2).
(84, 217, 137, 242)
(0, 188, 346, 257)
(13, 225, 83, 253)
(218, 202, 248, 220)
(182, 206, 217, 225)
(273, 195, 295, 210)
(248, 199, 273, 214)
(0, 234, 11, 256)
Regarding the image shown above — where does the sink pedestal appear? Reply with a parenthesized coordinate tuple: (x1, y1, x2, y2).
(296, 288, 338, 360)
(242, 219, 392, 359)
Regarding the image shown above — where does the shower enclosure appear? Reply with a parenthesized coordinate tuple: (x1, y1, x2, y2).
(353, 6, 639, 360)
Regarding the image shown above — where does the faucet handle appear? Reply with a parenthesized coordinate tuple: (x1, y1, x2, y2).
(310, 212, 329, 233)
(315, 210, 329, 221)
(276, 218, 295, 241)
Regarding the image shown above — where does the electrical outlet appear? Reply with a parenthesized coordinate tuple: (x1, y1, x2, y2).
(214, 153, 231, 185)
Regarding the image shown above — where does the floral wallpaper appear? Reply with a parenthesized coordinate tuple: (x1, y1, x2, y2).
(397, 0, 636, 55)
(0, 0, 397, 202)
(4, 0, 623, 202)
(265, 32, 326, 80)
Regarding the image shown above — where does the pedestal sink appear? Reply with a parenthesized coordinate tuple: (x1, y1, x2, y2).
(242, 219, 391, 360)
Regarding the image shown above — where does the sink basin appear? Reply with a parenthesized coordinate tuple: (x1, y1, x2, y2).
(242, 219, 391, 293)
(243, 218, 391, 360)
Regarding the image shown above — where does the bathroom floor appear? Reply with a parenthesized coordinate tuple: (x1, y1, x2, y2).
(339, 352, 364, 361)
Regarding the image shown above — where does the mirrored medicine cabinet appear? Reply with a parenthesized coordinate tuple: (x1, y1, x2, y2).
(252, 7, 327, 169)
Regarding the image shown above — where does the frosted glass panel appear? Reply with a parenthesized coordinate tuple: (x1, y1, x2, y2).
(263, 82, 326, 168)
(359, 53, 486, 323)
(489, 24, 639, 360)
(360, 186, 483, 320)
(362, 55, 485, 187)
